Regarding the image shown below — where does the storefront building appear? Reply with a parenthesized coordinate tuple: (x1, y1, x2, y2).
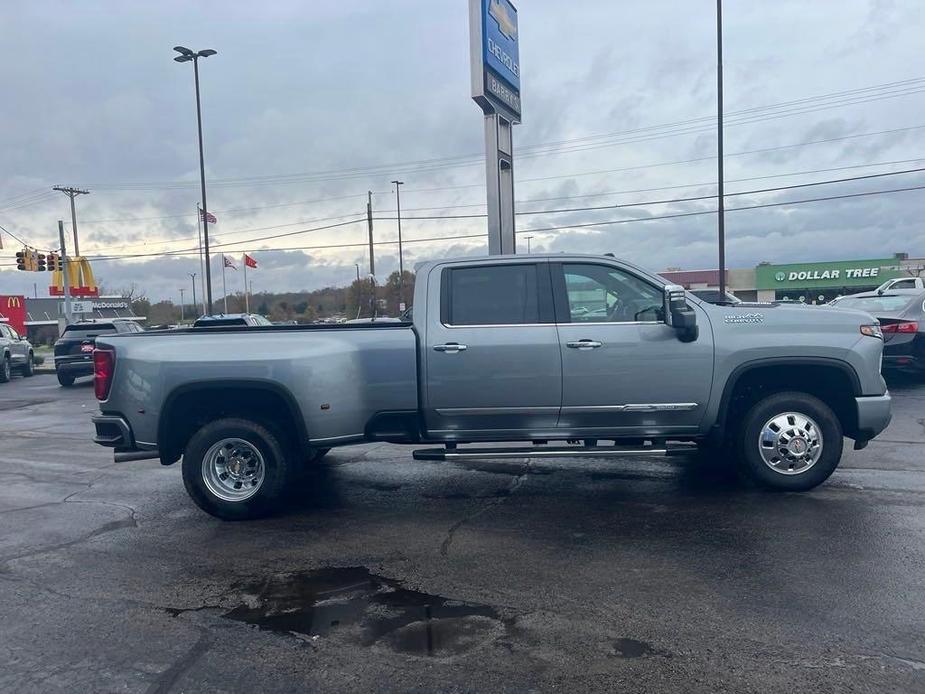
(755, 258, 905, 303)
(660, 253, 922, 305)
(0, 295, 144, 346)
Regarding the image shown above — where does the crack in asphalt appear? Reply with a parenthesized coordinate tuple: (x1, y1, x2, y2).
(145, 629, 212, 694)
(439, 459, 532, 557)
(0, 496, 139, 565)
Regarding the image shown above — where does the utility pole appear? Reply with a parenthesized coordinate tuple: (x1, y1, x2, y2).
(525, 235, 534, 253)
(391, 180, 405, 309)
(716, 0, 727, 297)
(366, 191, 375, 277)
(52, 186, 89, 256)
(188, 272, 197, 317)
(179, 288, 185, 322)
(58, 220, 72, 325)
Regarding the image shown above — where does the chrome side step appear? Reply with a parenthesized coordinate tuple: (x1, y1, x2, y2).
(412, 443, 697, 462)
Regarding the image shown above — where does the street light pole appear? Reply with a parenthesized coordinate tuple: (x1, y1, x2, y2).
(716, 0, 727, 297)
(391, 180, 405, 308)
(174, 45, 217, 315)
(525, 235, 534, 253)
(179, 288, 185, 322)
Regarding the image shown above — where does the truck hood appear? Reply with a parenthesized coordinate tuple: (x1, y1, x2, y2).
(707, 301, 876, 329)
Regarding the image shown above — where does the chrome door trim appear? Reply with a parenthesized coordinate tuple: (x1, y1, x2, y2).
(435, 406, 561, 416)
(561, 403, 699, 414)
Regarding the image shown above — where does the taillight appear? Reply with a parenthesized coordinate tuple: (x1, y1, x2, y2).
(94, 348, 115, 401)
(882, 321, 918, 334)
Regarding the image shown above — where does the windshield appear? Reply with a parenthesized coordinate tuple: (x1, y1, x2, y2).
(832, 295, 916, 313)
(62, 324, 116, 339)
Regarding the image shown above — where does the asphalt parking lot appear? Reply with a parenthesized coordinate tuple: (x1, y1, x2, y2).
(1, 373, 924, 693)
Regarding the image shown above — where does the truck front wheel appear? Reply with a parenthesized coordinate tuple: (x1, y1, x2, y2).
(182, 417, 294, 520)
(738, 392, 843, 491)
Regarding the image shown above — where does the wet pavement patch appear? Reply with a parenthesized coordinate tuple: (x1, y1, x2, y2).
(612, 638, 671, 659)
(222, 567, 503, 656)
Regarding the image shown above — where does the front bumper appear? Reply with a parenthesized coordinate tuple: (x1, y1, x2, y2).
(855, 393, 892, 440)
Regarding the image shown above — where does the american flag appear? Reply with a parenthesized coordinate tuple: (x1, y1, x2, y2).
(223, 255, 236, 269)
(200, 209, 217, 224)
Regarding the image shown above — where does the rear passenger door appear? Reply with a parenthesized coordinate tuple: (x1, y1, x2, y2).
(423, 261, 561, 439)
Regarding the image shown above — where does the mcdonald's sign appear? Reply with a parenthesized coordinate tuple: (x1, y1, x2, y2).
(49, 256, 99, 297)
(0, 295, 27, 334)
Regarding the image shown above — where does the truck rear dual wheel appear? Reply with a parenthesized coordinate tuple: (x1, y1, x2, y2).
(737, 392, 843, 491)
(182, 417, 294, 521)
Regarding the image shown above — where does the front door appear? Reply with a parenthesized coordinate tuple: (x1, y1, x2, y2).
(423, 261, 561, 440)
(552, 262, 714, 436)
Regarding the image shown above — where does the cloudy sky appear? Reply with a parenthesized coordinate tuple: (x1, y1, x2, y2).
(1, 0, 923, 302)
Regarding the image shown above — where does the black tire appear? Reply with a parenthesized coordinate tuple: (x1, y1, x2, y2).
(57, 372, 75, 387)
(182, 417, 294, 521)
(737, 391, 843, 491)
(0, 356, 10, 383)
(22, 353, 35, 377)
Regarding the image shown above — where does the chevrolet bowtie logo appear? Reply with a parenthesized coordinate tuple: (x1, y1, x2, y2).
(488, 0, 517, 40)
(7, 297, 21, 308)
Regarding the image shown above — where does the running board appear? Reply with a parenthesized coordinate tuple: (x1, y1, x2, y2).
(412, 443, 697, 462)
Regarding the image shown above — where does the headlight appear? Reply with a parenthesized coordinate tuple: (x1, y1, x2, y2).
(860, 324, 883, 339)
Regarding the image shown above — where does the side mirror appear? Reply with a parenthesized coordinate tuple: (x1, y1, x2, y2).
(664, 284, 698, 342)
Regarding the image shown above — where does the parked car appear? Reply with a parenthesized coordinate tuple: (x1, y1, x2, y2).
(92, 253, 891, 520)
(831, 289, 925, 373)
(875, 277, 925, 293)
(192, 313, 273, 328)
(0, 323, 35, 382)
(54, 319, 143, 386)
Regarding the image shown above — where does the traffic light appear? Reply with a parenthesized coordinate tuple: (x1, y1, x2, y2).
(15, 249, 29, 271)
(46, 252, 60, 272)
(34, 252, 46, 271)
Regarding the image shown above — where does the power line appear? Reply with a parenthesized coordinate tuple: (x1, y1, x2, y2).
(10, 181, 917, 267)
(77, 78, 925, 191)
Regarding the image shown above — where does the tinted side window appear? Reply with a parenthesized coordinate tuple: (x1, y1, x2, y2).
(446, 265, 540, 325)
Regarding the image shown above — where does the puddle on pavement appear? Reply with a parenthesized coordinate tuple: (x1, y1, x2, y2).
(612, 638, 671, 659)
(223, 567, 503, 657)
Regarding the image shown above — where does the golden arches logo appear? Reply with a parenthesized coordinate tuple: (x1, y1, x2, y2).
(6, 296, 21, 309)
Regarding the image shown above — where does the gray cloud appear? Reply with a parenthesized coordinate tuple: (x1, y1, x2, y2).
(2, 0, 924, 301)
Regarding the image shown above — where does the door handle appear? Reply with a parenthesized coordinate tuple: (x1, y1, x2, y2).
(566, 339, 603, 350)
(434, 343, 468, 353)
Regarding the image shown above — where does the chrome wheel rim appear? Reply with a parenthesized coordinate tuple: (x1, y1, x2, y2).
(758, 412, 823, 475)
(201, 438, 266, 502)
(2, 359, 9, 379)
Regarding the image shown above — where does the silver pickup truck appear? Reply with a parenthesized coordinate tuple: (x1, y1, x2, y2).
(91, 254, 892, 520)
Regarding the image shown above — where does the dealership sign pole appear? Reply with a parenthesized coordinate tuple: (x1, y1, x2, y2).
(470, 0, 521, 255)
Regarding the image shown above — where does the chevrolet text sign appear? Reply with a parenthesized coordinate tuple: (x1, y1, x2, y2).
(470, 0, 521, 121)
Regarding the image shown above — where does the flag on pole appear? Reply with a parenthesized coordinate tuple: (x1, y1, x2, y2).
(200, 209, 217, 224)
(244, 253, 257, 269)
(223, 255, 236, 269)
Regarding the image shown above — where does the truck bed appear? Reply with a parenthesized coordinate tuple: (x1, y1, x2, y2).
(96, 322, 419, 450)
